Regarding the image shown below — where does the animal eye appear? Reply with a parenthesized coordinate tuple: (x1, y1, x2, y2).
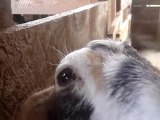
(57, 68, 76, 86)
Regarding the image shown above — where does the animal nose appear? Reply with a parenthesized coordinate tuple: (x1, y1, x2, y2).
(57, 68, 76, 86)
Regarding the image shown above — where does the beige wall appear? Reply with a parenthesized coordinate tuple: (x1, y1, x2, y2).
(12, 0, 95, 14)
(0, 2, 108, 120)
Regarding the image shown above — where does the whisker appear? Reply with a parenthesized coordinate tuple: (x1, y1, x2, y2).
(65, 42, 72, 54)
(64, 43, 69, 55)
(47, 62, 60, 66)
(68, 46, 72, 54)
(52, 46, 65, 58)
(55, 52, 63, 61)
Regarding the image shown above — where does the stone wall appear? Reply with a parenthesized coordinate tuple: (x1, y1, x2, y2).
(0, 2, 108, 120)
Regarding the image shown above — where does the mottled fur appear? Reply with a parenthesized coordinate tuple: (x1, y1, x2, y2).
(20, 39, 160, 120)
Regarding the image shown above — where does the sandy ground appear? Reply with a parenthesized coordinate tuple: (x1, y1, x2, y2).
(139, 50, 160, 70)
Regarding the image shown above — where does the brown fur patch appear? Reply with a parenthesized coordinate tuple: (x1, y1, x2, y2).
(18, 86, 55, 120)
(86, 50, 104, 88)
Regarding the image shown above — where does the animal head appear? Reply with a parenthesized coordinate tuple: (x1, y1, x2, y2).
(55, 40, 133, 99)
(54, 39, 160, 120)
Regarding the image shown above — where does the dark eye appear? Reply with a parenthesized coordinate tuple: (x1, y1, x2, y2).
(57, 68, 76, 86)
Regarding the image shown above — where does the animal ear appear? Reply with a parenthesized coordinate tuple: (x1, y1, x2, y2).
(122, 38, 132, 46)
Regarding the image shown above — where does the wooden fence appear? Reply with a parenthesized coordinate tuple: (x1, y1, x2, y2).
(107, 0, 132, 40)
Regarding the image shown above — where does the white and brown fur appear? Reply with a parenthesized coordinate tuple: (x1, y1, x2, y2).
(19, 39, 160, 120)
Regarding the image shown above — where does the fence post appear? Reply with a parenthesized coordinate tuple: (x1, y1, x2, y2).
(0, 0, 13, 29)
(157, 8, 160, 43)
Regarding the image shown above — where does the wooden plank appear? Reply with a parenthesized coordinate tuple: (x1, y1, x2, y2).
(107, 0, 131, 40)
(121, 0, 132, 10)
(111, 0, 117, 23)
(90, 0, 98, 3)
(156, 8, 160, 44)
(131, 4, 160, 49)
(107, 0, 117, 34)
(0, 0, 13, 29)
(116, 0, 121, 12)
